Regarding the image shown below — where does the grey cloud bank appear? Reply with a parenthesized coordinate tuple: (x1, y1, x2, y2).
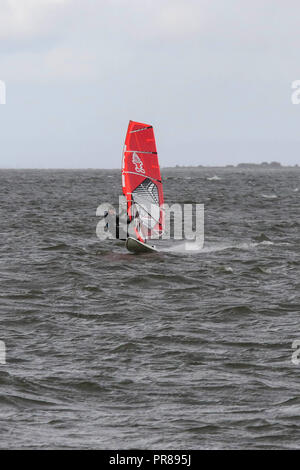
(0, 0, 300, 168)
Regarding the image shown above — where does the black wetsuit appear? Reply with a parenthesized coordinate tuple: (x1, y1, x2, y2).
(115, 215, 123, 240)
(104, 212, 130, 240)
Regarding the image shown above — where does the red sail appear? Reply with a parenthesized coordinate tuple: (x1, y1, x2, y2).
(122, 120, 164, 242)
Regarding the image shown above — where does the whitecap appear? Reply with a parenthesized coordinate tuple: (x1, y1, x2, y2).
(223, 266, 233, 273)
(207, 175, 221, 181)
(261, 193, 278, 199)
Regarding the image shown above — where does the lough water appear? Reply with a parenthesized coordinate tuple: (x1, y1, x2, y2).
(0, 167, 299, 449)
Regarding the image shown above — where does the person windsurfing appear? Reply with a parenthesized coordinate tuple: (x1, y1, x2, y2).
(104, 208, 131, 240)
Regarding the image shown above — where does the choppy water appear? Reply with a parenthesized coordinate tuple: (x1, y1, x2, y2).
(0, 167, 299, 449)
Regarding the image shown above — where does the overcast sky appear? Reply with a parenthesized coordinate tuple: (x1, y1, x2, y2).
(0, 0, 300, 168)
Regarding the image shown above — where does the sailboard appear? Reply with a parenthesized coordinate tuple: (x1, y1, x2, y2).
(122, 120, 164, 253)
(125, 237, 158, 254)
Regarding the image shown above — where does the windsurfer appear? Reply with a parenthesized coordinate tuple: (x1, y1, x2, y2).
(104, 208, 130, 240)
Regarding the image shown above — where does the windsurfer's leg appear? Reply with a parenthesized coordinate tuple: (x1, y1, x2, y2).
(115, 214, 126, 240)
(115, 215, 120, 239)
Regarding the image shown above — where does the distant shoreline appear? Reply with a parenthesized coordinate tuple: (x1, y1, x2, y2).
(164, 162, 299, 170)
(0, 164, 299, 171)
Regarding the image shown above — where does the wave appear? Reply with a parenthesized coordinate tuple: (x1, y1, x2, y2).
(261, 193, 278, 199)
(162, 239, 274, 254)
(207, 175, 221, 181)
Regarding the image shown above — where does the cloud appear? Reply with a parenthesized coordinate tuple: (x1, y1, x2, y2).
(154, 0, 203, 38)
(1, 0, 300, 167)
(1, 47, 99, 81)
(3, 0, 297, 82)
(0, 0, 70, 40)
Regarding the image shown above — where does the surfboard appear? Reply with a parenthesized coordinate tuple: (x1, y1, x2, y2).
(121, 120, 164, 253)
(125, 237, 158, 254)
